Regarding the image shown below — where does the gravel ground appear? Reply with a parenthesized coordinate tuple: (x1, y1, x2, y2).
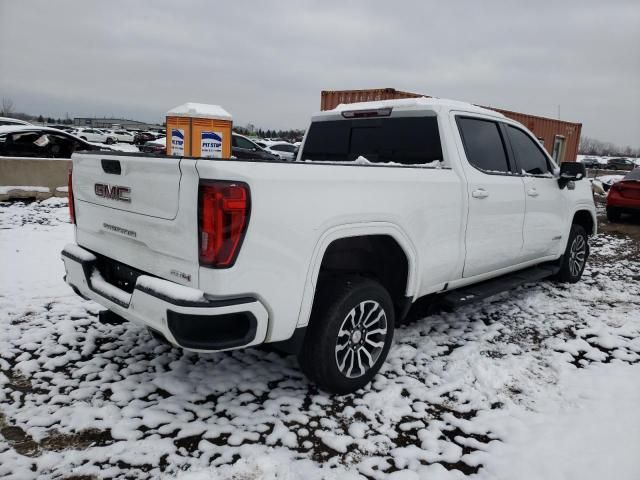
(1, 199, 639, 479)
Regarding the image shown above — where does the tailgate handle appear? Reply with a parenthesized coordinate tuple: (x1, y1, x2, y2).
(101, 159, 121, 175)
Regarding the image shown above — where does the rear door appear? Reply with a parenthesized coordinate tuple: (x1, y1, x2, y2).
(504, 124, 566, 260)
(72, 153, 200, 287)
(454, 115, 526, 278)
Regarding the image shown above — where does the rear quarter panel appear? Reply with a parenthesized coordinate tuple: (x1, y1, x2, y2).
(195, 160, 465, 342)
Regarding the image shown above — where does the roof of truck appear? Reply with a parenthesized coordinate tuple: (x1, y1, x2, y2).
(313, 97, 504, 120)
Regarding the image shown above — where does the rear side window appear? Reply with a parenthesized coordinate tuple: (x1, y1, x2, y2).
(457, 117, 510, 173)
(301, 116, 443, 165)
(271, 144, 295, 152)
(506, 125, 551, 175)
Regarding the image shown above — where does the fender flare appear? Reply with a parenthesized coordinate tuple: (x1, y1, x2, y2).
(295, 222, 419, 327)
(570, 204, 598, 235)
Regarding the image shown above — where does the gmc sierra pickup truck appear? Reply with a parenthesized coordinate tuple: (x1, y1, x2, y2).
(61, 98, 596, 393)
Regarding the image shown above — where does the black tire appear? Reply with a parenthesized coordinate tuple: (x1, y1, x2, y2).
(105, 138, 115, 145)
(607, 207, 621, 223)
(298, 275, 395, 394)
(555, 224, 589, 283)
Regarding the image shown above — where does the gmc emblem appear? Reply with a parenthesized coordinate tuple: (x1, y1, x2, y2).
(95, 183, 131, 203)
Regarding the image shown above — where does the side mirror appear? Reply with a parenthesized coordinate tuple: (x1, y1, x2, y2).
(558, 162, 586, 189)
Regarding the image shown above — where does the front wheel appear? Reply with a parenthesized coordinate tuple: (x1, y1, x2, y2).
(298, 275, 395, 394)
(555, 224, 589, 283)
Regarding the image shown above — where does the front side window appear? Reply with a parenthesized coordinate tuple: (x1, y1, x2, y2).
(457, 117, 510, 173)
(301, 116, 443, 165)
(235, 136, 256, 149)
(506, 125, 551, 175)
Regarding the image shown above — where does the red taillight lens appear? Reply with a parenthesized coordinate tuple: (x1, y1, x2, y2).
(68, 168, 76, 224)
(198, 181, 250, 268)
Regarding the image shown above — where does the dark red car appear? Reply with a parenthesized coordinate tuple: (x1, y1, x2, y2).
(607, 168, 640, 222)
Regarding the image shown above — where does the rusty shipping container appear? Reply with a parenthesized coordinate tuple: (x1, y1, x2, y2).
(320, 88, 581, 162)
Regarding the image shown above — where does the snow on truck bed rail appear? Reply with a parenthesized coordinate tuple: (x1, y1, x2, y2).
(1, 200, 639, 479)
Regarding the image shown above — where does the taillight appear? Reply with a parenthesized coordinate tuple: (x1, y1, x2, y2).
(198, 181, 250, 268)
(68, 168, 76, 224)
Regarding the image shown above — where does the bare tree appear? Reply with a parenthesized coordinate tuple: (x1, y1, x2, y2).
(1, 97, 14, 116)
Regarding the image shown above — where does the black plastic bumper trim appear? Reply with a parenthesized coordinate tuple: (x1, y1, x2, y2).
(167, 310, 258, 350)
(62, 247, 258, 309)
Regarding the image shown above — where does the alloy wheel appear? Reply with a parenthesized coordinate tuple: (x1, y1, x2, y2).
(335, 300, 388, 378)
(569, 234, 586, 277)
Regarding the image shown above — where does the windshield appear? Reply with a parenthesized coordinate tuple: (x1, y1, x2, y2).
(301, 116, 443, 165)
(624, 168, 640, 181)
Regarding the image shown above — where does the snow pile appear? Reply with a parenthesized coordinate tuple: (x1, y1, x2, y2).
(0, 186, 50, 195)
(481, 363, 640, 480)
(0, 200, 639, 479)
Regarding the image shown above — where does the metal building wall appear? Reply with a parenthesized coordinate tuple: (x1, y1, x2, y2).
(320, 89, 581, 162)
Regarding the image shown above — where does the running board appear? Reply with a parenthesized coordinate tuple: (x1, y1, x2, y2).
(442, 263, 559, 307)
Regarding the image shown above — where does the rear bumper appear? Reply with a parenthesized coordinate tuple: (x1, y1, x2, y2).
(61, 244, 268, 352)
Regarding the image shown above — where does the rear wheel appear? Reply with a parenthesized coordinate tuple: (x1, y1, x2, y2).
(106, 138, 115, 145)
(555, 224, 589, 283)
(298, 275, 394, 394)
(607, 207, 621, 222)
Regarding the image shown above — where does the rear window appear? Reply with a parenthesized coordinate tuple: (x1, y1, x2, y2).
(624, 169, 640, 180)
(301, 116, 443, 165)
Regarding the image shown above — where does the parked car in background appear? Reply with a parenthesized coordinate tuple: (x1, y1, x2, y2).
(0, 126, 109, 158)
(607, 157, 635, 171)
(134, 131, 159, 145)
(73, 127, 117, 144)
(139, 137, 166, 154)
(580, 157, 601, 169)
(0, 117, 31, 126)
(232, 134, 278, 160)
(266, 142, 297, 161)
(107, 130, 135, 143)
(606, 168, 640, 222)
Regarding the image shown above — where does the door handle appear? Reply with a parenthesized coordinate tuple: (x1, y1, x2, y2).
(527, 188, 539, 197)
(472, 188, 489, 199)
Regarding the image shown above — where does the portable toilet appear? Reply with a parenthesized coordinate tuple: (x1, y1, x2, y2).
(165, 103, 232, 158)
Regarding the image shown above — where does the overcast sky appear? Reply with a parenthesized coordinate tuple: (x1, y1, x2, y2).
(1, 0, 638, 146)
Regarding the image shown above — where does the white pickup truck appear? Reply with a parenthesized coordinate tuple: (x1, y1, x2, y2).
(62, 98, 596, 393)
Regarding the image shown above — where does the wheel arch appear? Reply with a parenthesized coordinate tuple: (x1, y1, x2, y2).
(572, 208, 597, 236)
(296, 223, 419, 328)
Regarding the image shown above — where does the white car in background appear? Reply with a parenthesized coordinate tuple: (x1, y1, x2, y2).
(265, 142, 297, 161)
(106, 129, 135, 143)
(73, 128, 118, 144)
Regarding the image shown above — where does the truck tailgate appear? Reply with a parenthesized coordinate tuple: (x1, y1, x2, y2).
(71, 153, 200, 288)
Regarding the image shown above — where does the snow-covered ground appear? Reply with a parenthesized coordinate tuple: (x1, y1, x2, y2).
(1, 200, 639, 480)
